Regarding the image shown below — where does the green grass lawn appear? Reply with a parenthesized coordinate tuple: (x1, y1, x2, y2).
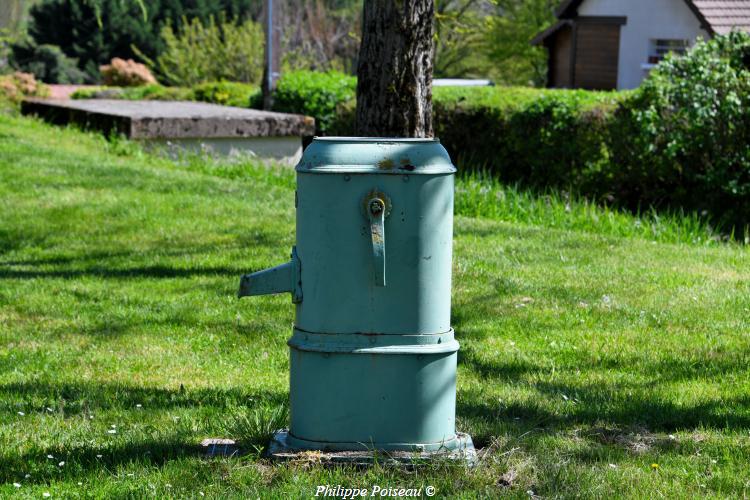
(1, 114, 749, 498)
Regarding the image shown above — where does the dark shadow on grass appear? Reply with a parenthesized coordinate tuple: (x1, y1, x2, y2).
(0, 227, 286, 270)
(0, 265, 252, 280)
(459, 394, 750, 434)
(459, 347, 750, 392)
(0, 231, 290, 281)
(73, 314, 292, 339)
(458, 345, 538, 380)
(0, 243, 244, 267)
(0, 380, 286, 413)
(453, 221, 539, 240)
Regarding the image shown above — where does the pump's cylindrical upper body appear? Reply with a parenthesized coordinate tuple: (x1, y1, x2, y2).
(294, 137, 455, 335)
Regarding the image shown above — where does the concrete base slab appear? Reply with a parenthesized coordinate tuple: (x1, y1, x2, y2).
(21, 98, 314, 165)
(266, 430, 477, 466)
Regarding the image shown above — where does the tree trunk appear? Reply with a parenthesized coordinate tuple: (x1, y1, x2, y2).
(356, 0, 435, 137)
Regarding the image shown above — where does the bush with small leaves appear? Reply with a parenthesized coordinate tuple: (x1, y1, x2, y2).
(0, 71, 48, 112)
(610, 31, 750, 230)
(271, 70, 356, 134)
(148, 16, 264, 86)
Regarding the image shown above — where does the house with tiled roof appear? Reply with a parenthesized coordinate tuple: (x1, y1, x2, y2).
(532, 0, 750, 90)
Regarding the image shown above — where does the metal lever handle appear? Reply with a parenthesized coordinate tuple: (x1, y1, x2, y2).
(367, 197, 386, 287)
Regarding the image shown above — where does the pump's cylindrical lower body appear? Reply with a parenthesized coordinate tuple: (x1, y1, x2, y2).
(288, 343, 458, 451)
(287, 167, 462, 451)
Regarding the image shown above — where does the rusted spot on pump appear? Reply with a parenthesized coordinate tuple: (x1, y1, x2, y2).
(377, 158, 395, 170)
(399, 158, 416, 171)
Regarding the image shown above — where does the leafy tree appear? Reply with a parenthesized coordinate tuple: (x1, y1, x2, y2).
(434, 0, 489, 78)
(482, 0, 557, 86)
(432, 0, 558, 84)
(1, 0, 39, 74)
(0, 0, 31, 34)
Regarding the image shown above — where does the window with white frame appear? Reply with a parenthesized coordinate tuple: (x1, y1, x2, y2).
(648, 39, 690, 64)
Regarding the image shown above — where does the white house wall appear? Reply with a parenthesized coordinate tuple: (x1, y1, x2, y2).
(577, 0, 709, 88)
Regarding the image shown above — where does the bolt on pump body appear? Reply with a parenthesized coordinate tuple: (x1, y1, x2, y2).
(239, 137, 474, 457)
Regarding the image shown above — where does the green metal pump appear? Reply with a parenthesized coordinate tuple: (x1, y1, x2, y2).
(239, 137, 474, 458)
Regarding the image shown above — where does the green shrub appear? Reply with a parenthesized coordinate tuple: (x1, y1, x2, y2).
(1, 29, 16, 76)
(25, 0, 261, 81)
(9, 39, 87, 83)
(147, 16, 264, 86)
(192, 81, 262, 108)
(71, 84, 193, 101)
(609, 32, 750, 230)
(70, 86, 115, 99)
(271, 70, 356, 134)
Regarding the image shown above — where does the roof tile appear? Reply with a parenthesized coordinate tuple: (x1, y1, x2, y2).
(692, 0, 750, 32)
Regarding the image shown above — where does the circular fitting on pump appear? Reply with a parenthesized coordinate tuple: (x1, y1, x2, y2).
(361, 190, 392, 218)
(369, 198, 385, 215)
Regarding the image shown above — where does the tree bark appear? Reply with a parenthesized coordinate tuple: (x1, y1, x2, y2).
(356, 0, 435, 137)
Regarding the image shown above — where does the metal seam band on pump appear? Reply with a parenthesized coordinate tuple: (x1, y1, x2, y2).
(288, 328, 460, 354)
(297, 165, 457, 174)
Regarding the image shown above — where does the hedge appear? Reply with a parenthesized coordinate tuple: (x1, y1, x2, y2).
(607, 32, 750, 231)
(432, 86, 622, 192)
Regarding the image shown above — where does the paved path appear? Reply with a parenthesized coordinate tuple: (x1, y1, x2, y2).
(46, 84, 97, 100)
